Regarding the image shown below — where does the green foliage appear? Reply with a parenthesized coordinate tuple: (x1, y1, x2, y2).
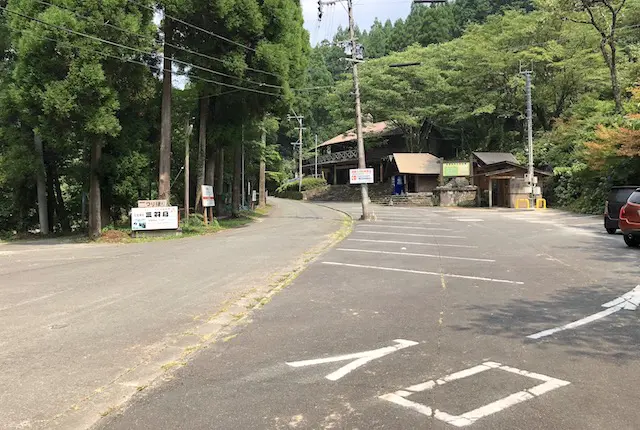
(276, 177, 327, 193)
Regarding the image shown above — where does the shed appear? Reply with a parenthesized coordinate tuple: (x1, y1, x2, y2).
(389, 153, 442, 194)
(471, 152, 551, 208)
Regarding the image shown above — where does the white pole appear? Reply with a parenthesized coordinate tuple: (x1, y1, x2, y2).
(315, 134, 318, 178)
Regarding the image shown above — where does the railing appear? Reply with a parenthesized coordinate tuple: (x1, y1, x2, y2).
(304, 149, 358, 166)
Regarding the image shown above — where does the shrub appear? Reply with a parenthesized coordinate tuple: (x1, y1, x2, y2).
(276, 177, 327, 193)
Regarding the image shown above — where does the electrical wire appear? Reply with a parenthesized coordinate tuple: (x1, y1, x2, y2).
(126, 0, 258, 54)
(34, 0, 281, 79)
(0, 9, 283, 98)
(0, 5, 286, 92)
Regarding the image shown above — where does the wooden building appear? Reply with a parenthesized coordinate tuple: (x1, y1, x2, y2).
(472, 152, 551, 208)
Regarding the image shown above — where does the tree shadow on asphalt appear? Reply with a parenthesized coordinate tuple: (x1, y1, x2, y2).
(451, 283, 640, 362)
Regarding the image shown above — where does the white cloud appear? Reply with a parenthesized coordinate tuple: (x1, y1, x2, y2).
(302, 0, 413, 46)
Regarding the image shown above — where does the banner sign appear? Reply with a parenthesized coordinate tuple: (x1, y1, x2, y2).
(131, 206, 179, 231)
(350, 168, 374, 184)
(201, 185, 215, 207)
(137, 200, 168, 208)
(443, 162, 471, 177)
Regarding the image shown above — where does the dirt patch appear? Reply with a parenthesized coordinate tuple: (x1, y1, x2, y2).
(99, 230, 130, 243)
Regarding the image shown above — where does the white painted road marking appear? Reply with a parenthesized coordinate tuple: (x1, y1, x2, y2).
(380, 361, 570, 427)
(336, 248, 495, 263)
(286, 339, 418, 381)
(356, 231, 466, 239)
(0, 289, 71, 312)
(347, 239, 478, 248)
(322, 262, 524, 285)
(527, 285, 640, 339)
(374, 221, 442, 225)
(455, 218, 484, 222)
(372, 225, 451, 231)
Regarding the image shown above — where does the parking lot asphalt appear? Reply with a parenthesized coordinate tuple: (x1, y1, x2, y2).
(98, 203, 640, 430)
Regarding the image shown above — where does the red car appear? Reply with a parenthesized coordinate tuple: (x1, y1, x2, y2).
(619, 188, 640, 247)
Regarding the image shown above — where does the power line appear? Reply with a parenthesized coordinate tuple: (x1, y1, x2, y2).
(35, 0, 283, 80)
(0, 6, 286, 91)
(1, 13, 283, 98)
(126, 0, 258, 54)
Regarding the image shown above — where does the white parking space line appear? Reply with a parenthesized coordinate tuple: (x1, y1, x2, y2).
(356, 231, 466, 239)
(375, 216, 439, 220)
(380, 361, 570, 427)
(373, 225, 450, 231)
(373, 220, 442, 225)
(347, 239, 478, 248)
(322, 262, 523, 285)
(336, 248, 495, 263)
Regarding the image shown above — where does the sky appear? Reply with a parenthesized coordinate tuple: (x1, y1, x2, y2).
(301, 0, 413, 46)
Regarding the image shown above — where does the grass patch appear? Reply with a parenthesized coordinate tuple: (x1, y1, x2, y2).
(96, 205, 273, 244)
(160, 361, 186, 372)
(222, 334, 238, 343)
(99, 406, 117, 417)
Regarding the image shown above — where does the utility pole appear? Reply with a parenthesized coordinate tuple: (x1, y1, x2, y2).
(319, 0, 373, 220)
(520, 65, 535, 208)
(315, 134, 318, 178)
(288, 114, 305, 191)
(33, 132, 49, 235)
(184, 120, 193, 220)
(241, 124, 246, 208)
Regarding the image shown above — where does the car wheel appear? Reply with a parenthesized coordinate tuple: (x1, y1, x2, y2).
(606, 228, 617, 234)
(623, 235, 640, 247)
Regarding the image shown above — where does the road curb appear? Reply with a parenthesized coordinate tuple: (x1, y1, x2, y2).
(86, 202, 353, 430)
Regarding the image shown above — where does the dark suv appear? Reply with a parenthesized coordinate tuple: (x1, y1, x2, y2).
(604, 186, 638, 234)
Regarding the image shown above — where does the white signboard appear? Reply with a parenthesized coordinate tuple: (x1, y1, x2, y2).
(201, 185, 215, 207)
(350, 168, 374, 184)
(252, 190, 257, 202)
(137, 199, 168, 208)
(131, 206, 179, 231)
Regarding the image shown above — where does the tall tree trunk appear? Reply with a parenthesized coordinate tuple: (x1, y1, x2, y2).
(608, 41, 623, 114)
(259, 122, 267, 207)
(33, 132, 49, 235)
(195, 96, 208, 211)
(158, 20, 172, 201)
(232, 143, 241, 217)
(88, 140, 102, 239)
(206, 147, 216, 191)
(101, 192, 111, 229)
(52, 163, 71, 232)
(215, 147, 225, 217)
(44, 152, 56, 231)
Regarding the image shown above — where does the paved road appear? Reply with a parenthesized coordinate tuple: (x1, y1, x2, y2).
(98, 203, 640, 430)
(0, 199, 344, 430)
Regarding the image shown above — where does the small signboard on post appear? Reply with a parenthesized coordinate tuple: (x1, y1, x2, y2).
(131, 206, 178, 231)
(201, 185, 215, 207)
(137, 199, 168, 208)
(350, 168, 374, 184)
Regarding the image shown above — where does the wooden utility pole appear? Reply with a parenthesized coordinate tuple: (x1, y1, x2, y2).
(348, 0, 372, 220)
(158, 20, 172, 202)
(259, 121, 267, 207)
(195, 97, 208, 211)
(318, 0, 373, 220)
(184, 120, 192, 220)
